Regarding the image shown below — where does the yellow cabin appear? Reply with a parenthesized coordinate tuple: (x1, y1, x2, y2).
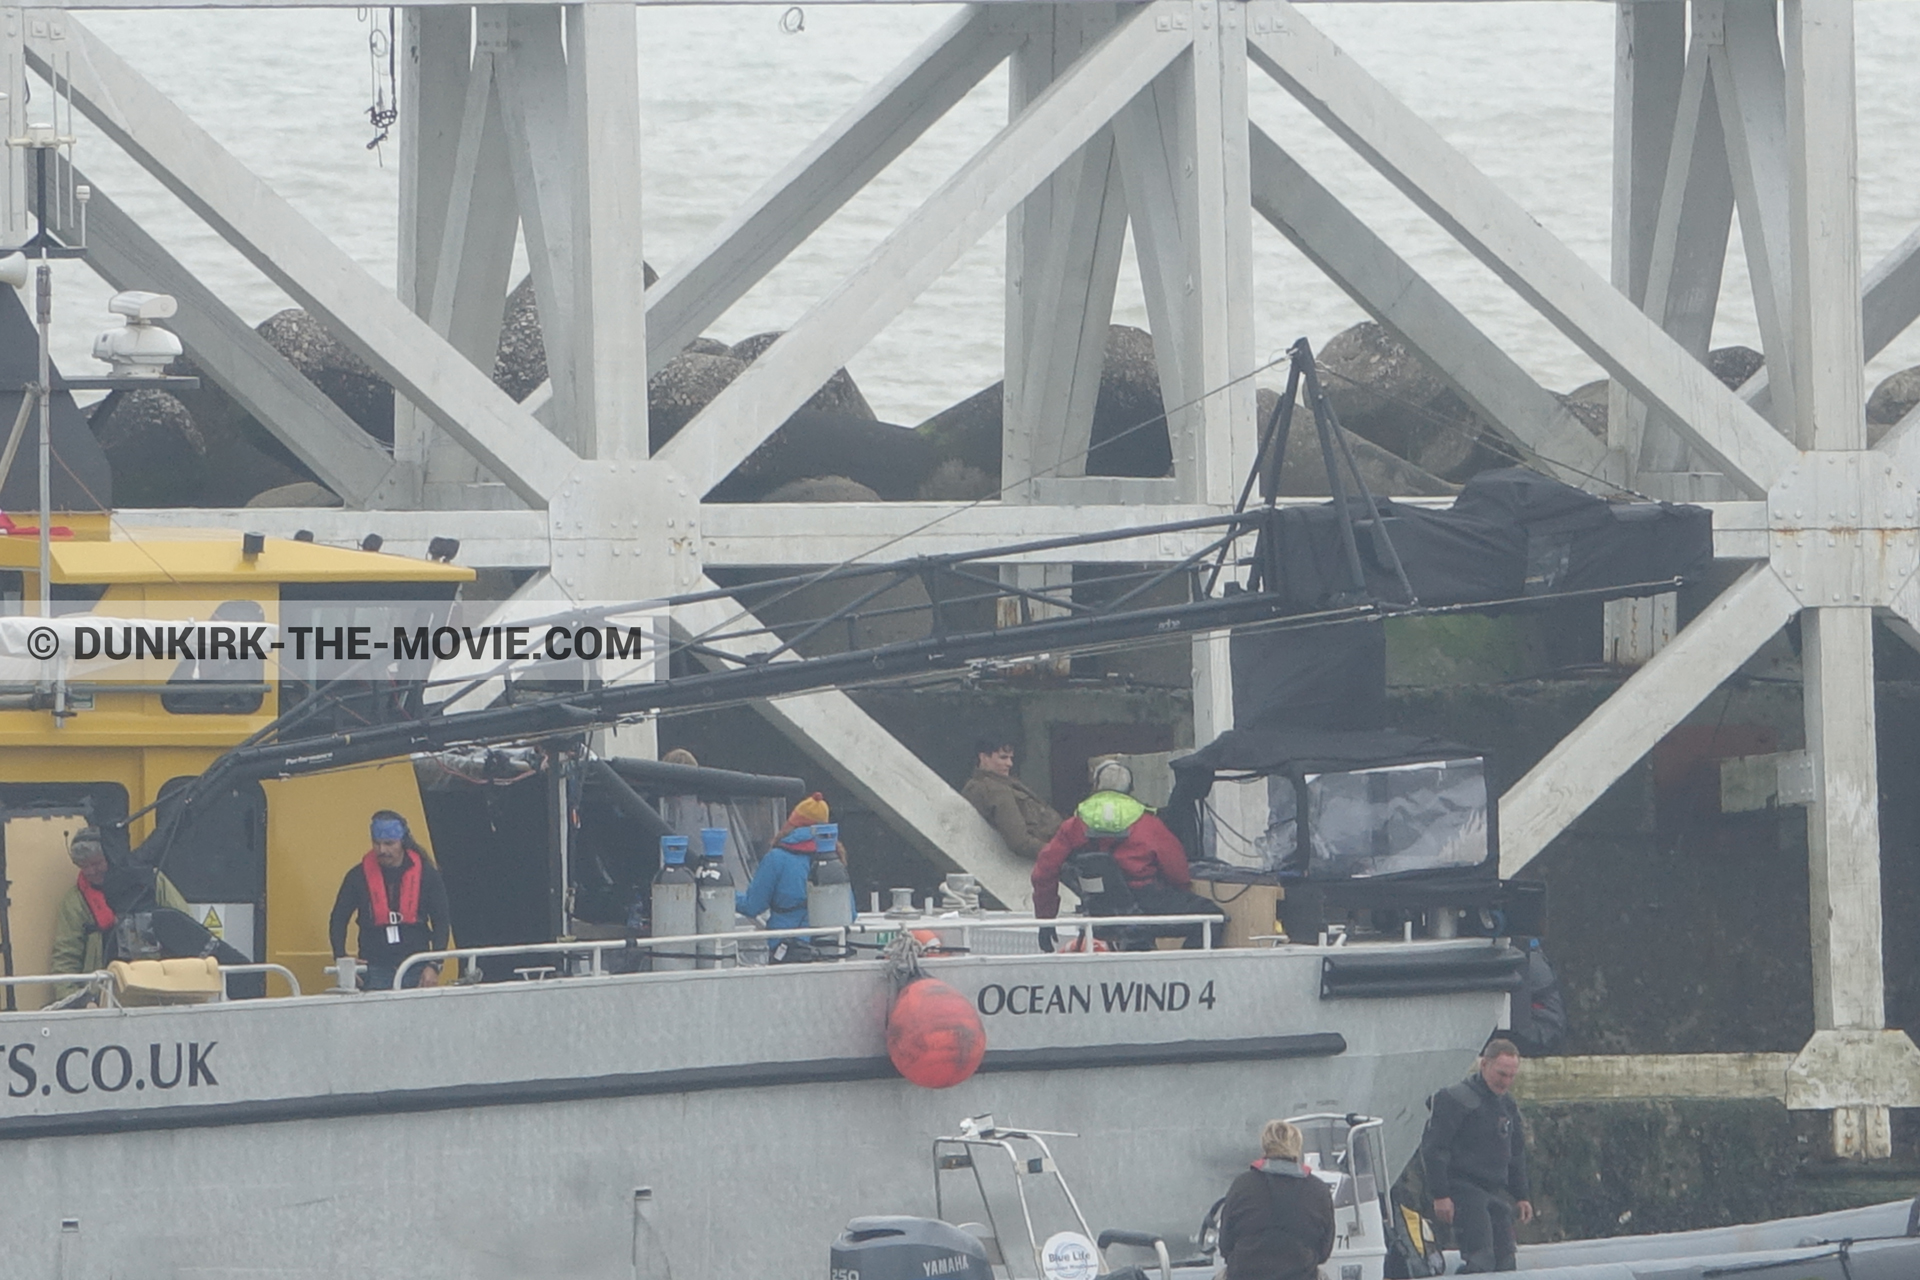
(0, 515, 472, 1005)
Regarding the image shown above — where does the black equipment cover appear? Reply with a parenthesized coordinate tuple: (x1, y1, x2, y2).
(1253, 467, 1711, 611)
(1232, 468, 1711, 734)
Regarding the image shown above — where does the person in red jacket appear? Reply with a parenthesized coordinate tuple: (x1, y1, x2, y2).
(1031, 761, 1221, 948)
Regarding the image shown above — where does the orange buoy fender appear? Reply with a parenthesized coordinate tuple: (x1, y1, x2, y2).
(887, 977, 987, 1089)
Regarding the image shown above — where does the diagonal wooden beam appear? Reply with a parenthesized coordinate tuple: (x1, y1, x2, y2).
(425, 49, 519, 372)
(1629, 31, 1736, 474)
(655, 2, 1189, 496)
(1743, 219, 1920, 424)
(644, 4, 1019, 375)
(39, 165, 399, 507)
(675, 584, 1033, 909)
(1499, 564, 1799, 876)
(1004, 130, 1124, 496)
(1251, 4, 1799, 498)
(1248, 126, 1608, 484)
(30, 15, 579, 506)
(495, 7, 580, 443)
(698, 500, 1240, 566)
(1713, 3, 1800, 426)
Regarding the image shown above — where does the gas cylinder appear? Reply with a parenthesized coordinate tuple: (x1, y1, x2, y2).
(806, 822, 854, 938)
(651, 835, 698, 972)
(694, 826, 735, 969)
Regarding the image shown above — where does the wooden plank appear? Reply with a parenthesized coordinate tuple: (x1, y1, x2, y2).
(1606, 0, 1684, 486)
(393, 6, 472, 493)
(675, 586, 1035, 910)
(1251, 4, 1799, 498)
(1185, 2, 1256, 506)
(1742, 218, 1920, 425)
(656, 2, 1189, 495)
(1248, 126, 1608, 484)
(1513, 1054, 1792, 1103)
(496, 6, 579, 444)
(415, 46, 520, 497)
(1003, 7, 1127, 501)
(1112, 68, 1196, 459)
(426, 52, 520, 371)
(567, 3, 650, 460)
(1713, 4, 1799, 428)
(1785, 0, 1864, 450)
(1632, 37, 1735, 473)
(699, 501, 1236, 566)
(1499, 564, 1799, 875)
(1802, 608, 1885, 1031)
(1004, 113, 1125, 496)
(31, 15, 579, 506)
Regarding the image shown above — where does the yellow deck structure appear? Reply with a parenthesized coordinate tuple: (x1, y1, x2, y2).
(0, 516, 471, 1003)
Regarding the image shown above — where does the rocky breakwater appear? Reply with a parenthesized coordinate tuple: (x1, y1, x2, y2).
(91, 295, 1682, 514)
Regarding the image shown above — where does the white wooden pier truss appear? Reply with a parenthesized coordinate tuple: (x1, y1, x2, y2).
(10, 0, 1919, 1155)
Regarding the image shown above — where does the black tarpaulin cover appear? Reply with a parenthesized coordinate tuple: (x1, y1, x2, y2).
(1230, 468, 1712, 734)
(1170, 727, 1475, 778)
(1229, 620, 1387, 732)
(1254, 466, 1711, 610)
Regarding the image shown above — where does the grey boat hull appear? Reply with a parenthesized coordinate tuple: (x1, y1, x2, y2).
(0, 942, 1508, 1279)
(1510, 1197, 1920, 1279)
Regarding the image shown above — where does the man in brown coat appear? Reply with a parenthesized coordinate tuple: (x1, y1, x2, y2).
(1218, 1119, 1336, 1280)
(960, 737, 1062, 860)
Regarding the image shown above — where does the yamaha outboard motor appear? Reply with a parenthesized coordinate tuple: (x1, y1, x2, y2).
(831, 1217, 991, 1280)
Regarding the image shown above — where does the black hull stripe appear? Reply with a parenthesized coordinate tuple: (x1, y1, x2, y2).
(0, 1032, 1344, 1141)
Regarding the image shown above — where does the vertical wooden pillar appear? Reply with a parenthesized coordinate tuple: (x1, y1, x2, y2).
(1784, 0, 1885, 1157)
(566, 2, 649, 461)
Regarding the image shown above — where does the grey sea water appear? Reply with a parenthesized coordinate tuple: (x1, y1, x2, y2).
(52, 2, 1920, 441)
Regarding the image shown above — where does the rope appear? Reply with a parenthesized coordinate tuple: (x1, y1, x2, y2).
(365, 9, 398, 155)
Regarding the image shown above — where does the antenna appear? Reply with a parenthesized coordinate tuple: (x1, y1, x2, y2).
(0, 64, 195, 671)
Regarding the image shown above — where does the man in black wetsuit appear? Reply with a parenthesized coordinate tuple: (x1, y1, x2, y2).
(328, 811, 452, 991)
(1420, 1038, 1532, 1272)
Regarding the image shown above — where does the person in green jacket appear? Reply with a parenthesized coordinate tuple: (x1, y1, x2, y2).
(960, 737, 1062, 860)
(50, 826, 190, 1001)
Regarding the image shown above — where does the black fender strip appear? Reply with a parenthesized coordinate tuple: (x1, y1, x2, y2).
(1320, 946, 1525, 999)
(0, 1032, 1344, 1141)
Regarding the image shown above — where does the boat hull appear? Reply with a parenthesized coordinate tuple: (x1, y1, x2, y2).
(0, 942, 1506, 1278)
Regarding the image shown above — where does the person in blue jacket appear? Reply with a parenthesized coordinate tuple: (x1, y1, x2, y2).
(737, 825, 817, 930)
(737, 792, 846, 933)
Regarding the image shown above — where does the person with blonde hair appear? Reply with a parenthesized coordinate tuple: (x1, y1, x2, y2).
(1217, 1118, 1335, 1280)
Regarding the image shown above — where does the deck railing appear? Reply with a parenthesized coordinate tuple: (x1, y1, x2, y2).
(390, 912, 1224, 990)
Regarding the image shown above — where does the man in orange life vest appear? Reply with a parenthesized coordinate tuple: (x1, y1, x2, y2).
(50, 825, 191, 1000)
(328, 811, 452, 990)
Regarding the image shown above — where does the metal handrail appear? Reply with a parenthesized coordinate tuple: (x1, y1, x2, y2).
(886, 912, 1224, 951)
(218, 963, 300, 998)
(392, 913, 1227, 990)
(391, 924, 856, 990)
(0, 970, 107, 991)
(0, 960, 298, 1006)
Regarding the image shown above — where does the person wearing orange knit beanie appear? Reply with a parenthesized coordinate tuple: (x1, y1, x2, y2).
(738, 792, 849, 934)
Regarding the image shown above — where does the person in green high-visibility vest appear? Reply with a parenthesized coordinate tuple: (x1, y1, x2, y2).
(1031, 760, 1221, 949)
